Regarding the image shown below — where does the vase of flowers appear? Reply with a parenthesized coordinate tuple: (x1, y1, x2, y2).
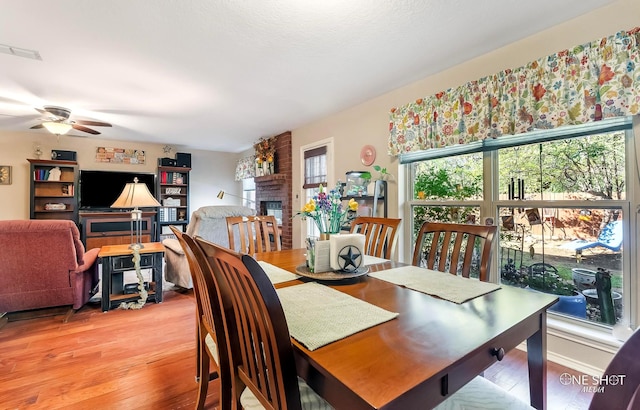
(297, 183, 358, 273)
(254, 136, 277, 176)
(296, 183, 358, 237)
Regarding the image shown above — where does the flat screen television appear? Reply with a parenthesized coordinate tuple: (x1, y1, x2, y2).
(79, 170, 156, 210)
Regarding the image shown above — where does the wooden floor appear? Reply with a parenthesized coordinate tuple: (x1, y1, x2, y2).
(0, 288, 594, 409)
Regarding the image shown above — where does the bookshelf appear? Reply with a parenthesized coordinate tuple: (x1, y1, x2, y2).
(28, 159, 79, 223)
(157, 165, 191, 241)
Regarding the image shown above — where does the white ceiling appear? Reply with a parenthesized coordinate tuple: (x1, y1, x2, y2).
(0, 0, 613, 153)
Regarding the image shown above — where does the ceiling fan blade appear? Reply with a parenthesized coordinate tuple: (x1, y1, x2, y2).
(34, 107, 47, 115)
(30, 124, 44, 129)
(72, 124, 100, 135)
(74, 120, 112, 127)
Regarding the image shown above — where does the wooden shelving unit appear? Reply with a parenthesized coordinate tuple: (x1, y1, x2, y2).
(28, 159, 79, 223)
(157, 165, 191, 241)
(341, 180, 387, 218)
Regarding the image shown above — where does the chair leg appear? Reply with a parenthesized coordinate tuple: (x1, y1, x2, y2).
(196, 334, 210, 410)
(62, 307, 76, 323)
(195, 325, 201, 382)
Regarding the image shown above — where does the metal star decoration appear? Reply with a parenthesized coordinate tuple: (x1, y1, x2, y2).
(338, 245, 362, 272)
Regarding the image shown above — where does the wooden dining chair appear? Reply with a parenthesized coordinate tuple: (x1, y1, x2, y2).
(588, 327, 640, 410)
(195, 237, 332, 410)
(350, 216, 401, 259)
(412, 222, 497, 282)
(226, 215, 281, 254)
(169, 226, 230, 410)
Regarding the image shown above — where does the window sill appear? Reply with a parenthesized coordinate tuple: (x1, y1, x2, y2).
(517, 315, 630, 375)
(546, 316, 624, 352)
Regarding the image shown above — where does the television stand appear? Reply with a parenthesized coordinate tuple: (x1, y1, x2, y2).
(80, 211, 156, 249)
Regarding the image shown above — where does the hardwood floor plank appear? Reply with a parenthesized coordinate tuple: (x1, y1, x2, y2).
(0, 288, 594, 409)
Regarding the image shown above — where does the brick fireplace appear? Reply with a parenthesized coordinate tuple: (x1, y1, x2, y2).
(254, 131, 292, 249)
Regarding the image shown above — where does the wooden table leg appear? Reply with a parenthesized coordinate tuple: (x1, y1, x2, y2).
(527, 311, 547, 410)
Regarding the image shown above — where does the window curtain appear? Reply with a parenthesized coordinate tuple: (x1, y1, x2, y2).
(388, 27, 640, 156)
(235, 155, 256, 181)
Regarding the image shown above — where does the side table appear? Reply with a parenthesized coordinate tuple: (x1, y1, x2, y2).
(98, 242, 165, 312)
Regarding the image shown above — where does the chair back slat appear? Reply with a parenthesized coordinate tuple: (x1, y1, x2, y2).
(227, 215, 282, 254)
(195, 237, 302, 410)
(413, 222, 497, 282)
(350, 217, 401, 259)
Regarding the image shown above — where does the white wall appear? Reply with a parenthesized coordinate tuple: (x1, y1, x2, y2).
(0, 130, 243, 220)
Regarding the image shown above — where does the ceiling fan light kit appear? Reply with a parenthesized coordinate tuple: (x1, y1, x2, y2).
(29, 105, 112, 136)
(42, 121, 72, 135)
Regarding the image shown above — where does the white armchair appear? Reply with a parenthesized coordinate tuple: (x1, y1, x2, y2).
(163, 205, 256, 288)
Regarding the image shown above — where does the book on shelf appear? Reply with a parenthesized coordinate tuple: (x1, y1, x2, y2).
(158, 207, 178, 222)
(160, 171, 185, 185)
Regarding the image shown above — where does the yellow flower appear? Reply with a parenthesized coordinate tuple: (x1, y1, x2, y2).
(302, 199, 316, 213)
(348, 198, 358, 211)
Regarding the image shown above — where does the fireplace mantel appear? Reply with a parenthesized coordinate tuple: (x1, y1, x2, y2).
(254, 173, 287, 186)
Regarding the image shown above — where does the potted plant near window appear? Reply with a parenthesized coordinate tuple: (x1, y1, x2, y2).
(503, 262, 587, 318)
(372, 164, 394, 197)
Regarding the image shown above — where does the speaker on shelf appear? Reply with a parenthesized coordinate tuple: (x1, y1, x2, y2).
(158, 157, 177, 167)
(51, 150, 77, 161)
(176, 152, 191, 168)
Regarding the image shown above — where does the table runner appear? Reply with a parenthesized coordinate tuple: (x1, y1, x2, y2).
(257, 261, 300, 284)
(369, 265, 500, 304)
(276, 282, 399, 351)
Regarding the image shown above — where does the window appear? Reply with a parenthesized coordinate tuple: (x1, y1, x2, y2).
(242, 178, 255, 208)
(303, 146, 327, 189)
(406, 119, 635, 332)
(301, 143, 331, 240)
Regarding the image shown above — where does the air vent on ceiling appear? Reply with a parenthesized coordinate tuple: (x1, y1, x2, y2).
(0, 43, 42, 60)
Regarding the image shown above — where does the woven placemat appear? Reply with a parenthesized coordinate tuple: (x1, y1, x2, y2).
(257, 261, 300, 284)
(276, 282, 398, 350)
(369, 265, 500, 304)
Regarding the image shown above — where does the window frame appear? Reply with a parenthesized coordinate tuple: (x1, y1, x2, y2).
(403, 118, 637, 336)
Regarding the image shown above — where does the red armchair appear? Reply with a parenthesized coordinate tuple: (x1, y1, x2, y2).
(0, 220, 99, 318)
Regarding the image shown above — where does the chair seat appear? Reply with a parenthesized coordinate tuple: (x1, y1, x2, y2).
(434, 376, 533, 409)
(240, 376, 333, 410)
(204, 333, 219, 366)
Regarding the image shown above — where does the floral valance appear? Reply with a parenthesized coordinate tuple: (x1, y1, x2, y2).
(388, 27, 640, 156)
(235, 155, 256, 181)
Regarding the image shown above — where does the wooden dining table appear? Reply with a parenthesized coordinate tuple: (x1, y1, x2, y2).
(256, 248, 558, 410)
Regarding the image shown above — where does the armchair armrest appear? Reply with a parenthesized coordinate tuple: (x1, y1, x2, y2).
(77, 247, 99, 272)
(162, 238, 185, 255)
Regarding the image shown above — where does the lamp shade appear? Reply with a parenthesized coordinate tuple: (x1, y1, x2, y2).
(111, 178, 161, 209)
(217, 190, 255, 203)
(42, 121, 72, 135)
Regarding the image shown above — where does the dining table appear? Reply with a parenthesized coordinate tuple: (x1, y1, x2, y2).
(255, 248, 558, 410)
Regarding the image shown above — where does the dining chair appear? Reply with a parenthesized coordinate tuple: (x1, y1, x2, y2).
(349, 216, 401, 259)
(169, 226, 230, 410)
(226, 215, 282, 254)
(412, 222, 497, 282)
(588, 327, 640, 409)
(195, 237, 332, 410)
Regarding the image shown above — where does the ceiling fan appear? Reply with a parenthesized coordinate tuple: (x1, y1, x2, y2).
(30, 105, 112, 135)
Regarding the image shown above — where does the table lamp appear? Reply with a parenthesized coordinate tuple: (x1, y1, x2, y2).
(111, 177, 161, 248)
